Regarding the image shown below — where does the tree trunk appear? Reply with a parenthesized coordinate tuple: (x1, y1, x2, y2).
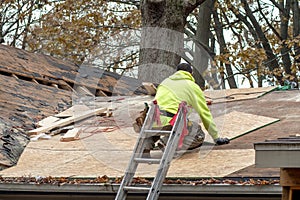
(257, 63, 263, 87)
(212, 6, 237, 88)
(22, 1, 34, 50)
(138, 0, 206, 84)
(209, 31, 220, 89)
(292, 0, 300, 75)
(193, 0, 214, 88)
(280, 0, 293, 76)
(0, 14, 4, 43)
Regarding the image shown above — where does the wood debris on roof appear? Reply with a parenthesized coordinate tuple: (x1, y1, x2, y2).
(28, 107, 108, 135)
(27, 103, 119, 142)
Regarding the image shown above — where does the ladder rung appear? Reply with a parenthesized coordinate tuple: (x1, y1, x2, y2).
(124, 186, 150, 192)
(143, 130, 172, 136)
(134, 158, 161, 164)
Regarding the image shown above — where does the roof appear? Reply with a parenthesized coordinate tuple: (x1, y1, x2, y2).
(0, 44, 147, 169)
(2, 88, 297, 179)
(0, 44, 299, 196)
(216, 89, 300, 177)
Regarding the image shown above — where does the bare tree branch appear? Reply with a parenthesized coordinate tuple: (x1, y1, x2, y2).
(257, 0, 282, 40)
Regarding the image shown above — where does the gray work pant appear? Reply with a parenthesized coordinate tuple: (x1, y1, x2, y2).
(144, 121, 205, 151)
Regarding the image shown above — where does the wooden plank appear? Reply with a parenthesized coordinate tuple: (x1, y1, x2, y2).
(37, 116, 61, 127)
(50, 125, 74, 136)
(54, 104, 90, 118)
(132, 84, 277, 99)
(28, 107, 107, 135)
(201, 111, 279, 140)
(282, 186, 290, 200)
(60, 128, 81, 142)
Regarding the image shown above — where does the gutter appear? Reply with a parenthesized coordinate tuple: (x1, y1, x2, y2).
(0, 182, 282, 195)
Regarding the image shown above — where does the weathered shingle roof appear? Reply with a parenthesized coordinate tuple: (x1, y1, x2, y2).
(0, 44, 147, 169)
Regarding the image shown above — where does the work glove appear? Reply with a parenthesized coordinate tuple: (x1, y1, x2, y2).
(214, 137, 230, 145)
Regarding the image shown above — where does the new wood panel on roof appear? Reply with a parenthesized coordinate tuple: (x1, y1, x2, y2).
(201, 111, 280, 140)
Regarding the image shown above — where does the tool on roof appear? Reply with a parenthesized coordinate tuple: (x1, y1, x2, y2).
(115, 101, 188, 200)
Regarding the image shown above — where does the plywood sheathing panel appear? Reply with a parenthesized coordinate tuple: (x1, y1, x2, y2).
(0, 94, 281, 178)
(3, 87, 297, 179)
(207, 111, 280, 140)
(204, 86, 277, 103)
(0, 127, 255, 178)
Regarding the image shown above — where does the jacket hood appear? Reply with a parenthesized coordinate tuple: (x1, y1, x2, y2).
(169, 70, 195, 82)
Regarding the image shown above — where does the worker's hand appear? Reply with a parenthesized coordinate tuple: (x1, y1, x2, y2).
(214, 137, 230, 145)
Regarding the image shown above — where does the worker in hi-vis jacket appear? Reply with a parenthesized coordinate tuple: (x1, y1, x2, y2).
(143, 63, 229, 157)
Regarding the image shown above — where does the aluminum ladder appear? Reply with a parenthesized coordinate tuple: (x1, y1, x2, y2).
(115, 101, 187, 200)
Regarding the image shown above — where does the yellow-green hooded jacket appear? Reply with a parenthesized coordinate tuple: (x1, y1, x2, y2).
(155, 70, 219, 140)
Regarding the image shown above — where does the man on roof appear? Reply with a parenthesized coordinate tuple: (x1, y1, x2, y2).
(143, 63, 229, 156)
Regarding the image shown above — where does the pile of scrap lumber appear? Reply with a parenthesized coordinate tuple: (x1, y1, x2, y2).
(28, 104, 116, 142)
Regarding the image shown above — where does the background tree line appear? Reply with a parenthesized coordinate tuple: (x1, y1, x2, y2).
(1, 0, 299, 89)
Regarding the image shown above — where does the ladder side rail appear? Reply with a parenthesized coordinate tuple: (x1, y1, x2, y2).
(115, 103, 156, 200)
(146, 108, 185, 200)
(142, 103, 157, 132)
(134, 103, 156, 157)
